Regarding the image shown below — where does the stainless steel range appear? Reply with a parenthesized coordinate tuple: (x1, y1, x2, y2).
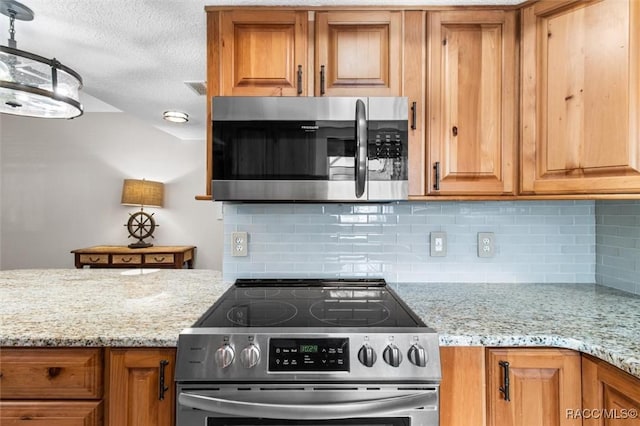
(176, 279, 441, 426)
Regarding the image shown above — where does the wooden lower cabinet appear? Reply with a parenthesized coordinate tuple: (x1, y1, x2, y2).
(106, 348, 176, 426)
(440, 347, 487, 426)
(0, 348, 104, 426)
(582, 355, 640, 426)
(486, 348, 582, 426)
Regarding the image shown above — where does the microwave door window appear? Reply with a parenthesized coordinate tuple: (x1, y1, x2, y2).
(213, 124, 269, 180)
(275, 125, 328, 180)
(214, 121, 329, 180)
(323, 122, 356, 181)
(233, 128, 268, 178)
(213, 121, 357, 182)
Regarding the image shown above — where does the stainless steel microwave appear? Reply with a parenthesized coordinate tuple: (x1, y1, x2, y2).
(211, 96, 408, 202)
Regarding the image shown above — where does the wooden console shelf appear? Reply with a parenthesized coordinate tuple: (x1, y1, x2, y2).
(71, 245, 196, 269)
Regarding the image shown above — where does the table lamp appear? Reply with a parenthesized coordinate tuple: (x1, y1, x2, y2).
(121, 179, 164, 248)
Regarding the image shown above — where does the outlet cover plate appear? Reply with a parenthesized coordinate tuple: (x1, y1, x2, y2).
(231, 231, 248, 257)
(430, 231, 447, 257)
(478, 232, 495, 258)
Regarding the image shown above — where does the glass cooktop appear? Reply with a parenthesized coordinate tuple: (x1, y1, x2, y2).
(193, 279, 426, 328)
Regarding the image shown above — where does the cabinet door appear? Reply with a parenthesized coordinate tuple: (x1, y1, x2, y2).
(315, 11, 401, 96)
(404, 11, 427, 196)
(521, 0, 640, 194)
(428, 11, 516, 195)
(440, 347, 486, 426)
(582, 355, 640, 426)
(106, 348, 176, 426)
(218, 10, 308, 96)
(487, 348, 582, 426)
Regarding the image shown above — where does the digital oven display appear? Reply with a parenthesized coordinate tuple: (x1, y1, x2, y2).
(269, 338, 349, 372)
(299, 344, 318, 353)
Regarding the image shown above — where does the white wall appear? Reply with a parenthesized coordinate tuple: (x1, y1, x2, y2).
(0, 115, 3, 268)
(0, 112, 223, 270)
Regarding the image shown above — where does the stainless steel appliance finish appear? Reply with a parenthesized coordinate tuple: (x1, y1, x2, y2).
(177, 384, 438, 423)
(212, 96, 408, 122)
(176, 279, 441, 426)
(211, 96, 408, 202)
(210, 180, 407, 202)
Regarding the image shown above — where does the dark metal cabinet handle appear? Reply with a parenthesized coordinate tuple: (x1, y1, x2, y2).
(320, 65, 326, 95)
(452, 126, 458, 136)
(411, 101, 417, 130)
(296, 65, 303, 95)
(159, 360, 169, 401)
(433, 162, 441, 191)
(498, 361, 510, 401)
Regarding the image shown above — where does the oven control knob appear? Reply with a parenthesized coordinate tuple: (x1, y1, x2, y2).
(240, 344, 261, 369)
(215, 344, 235, 368)
(357, 344, 377, 367)
(383, 344, 402, 367)
(408, 344, 428, 367)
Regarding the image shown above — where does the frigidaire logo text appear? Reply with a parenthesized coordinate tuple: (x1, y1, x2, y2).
(301, 125, 319, 131)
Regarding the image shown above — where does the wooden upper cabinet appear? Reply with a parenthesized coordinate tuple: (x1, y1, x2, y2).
(315, 11, 402, 96)
(487, 348, 582, 426)
(217, 10, 308, 96)
(521, 0, 640, 194)
(428, 10, 517, 195)
(404, 11, 427, 196)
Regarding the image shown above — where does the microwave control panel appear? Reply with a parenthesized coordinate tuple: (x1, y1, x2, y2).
(370, 130, 404, 159)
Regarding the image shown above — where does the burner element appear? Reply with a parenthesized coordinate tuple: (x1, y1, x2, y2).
(309, 299, 391, 326)
(244, 289, 281, 298)
(227, 301, 298, 327)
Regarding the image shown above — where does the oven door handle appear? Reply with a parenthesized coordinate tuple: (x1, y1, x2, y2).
(179, 390, 437, 420)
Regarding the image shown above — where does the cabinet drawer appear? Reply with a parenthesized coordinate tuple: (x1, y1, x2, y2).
(0, 348, 103, 399)
(0, 401, 103, 426)
(144, 253, 174, 264)
(112, 254, 142, 265)
(78, 254, 108, 265)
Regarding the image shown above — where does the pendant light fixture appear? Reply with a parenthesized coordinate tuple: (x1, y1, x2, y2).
(0, 0, 83, 119)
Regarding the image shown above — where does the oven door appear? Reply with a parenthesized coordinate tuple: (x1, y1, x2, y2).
(177, 384, 438, 426)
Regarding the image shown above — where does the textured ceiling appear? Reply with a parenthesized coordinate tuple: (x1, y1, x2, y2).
(3, 0, 524, 140)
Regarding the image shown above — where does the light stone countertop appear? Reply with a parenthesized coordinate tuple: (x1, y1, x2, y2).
(0, 269, 230, 347)
(1, 270, 638, 379)
(393, 282, 640, 379)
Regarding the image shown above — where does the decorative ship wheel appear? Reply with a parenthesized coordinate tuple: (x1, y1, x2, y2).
(125, 210, 158, 248)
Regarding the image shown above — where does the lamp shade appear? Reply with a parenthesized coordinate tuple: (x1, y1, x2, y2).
(121, 179, 164, 208)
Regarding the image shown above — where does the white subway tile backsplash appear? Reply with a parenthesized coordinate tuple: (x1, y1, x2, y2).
(595, 200, 640, 296)
(223, 201, 596, 283)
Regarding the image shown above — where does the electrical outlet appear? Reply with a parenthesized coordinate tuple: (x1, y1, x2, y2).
(478, 232, 495, 258)
(430, 232, 447, 257)
(231, 231, 248, 257)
